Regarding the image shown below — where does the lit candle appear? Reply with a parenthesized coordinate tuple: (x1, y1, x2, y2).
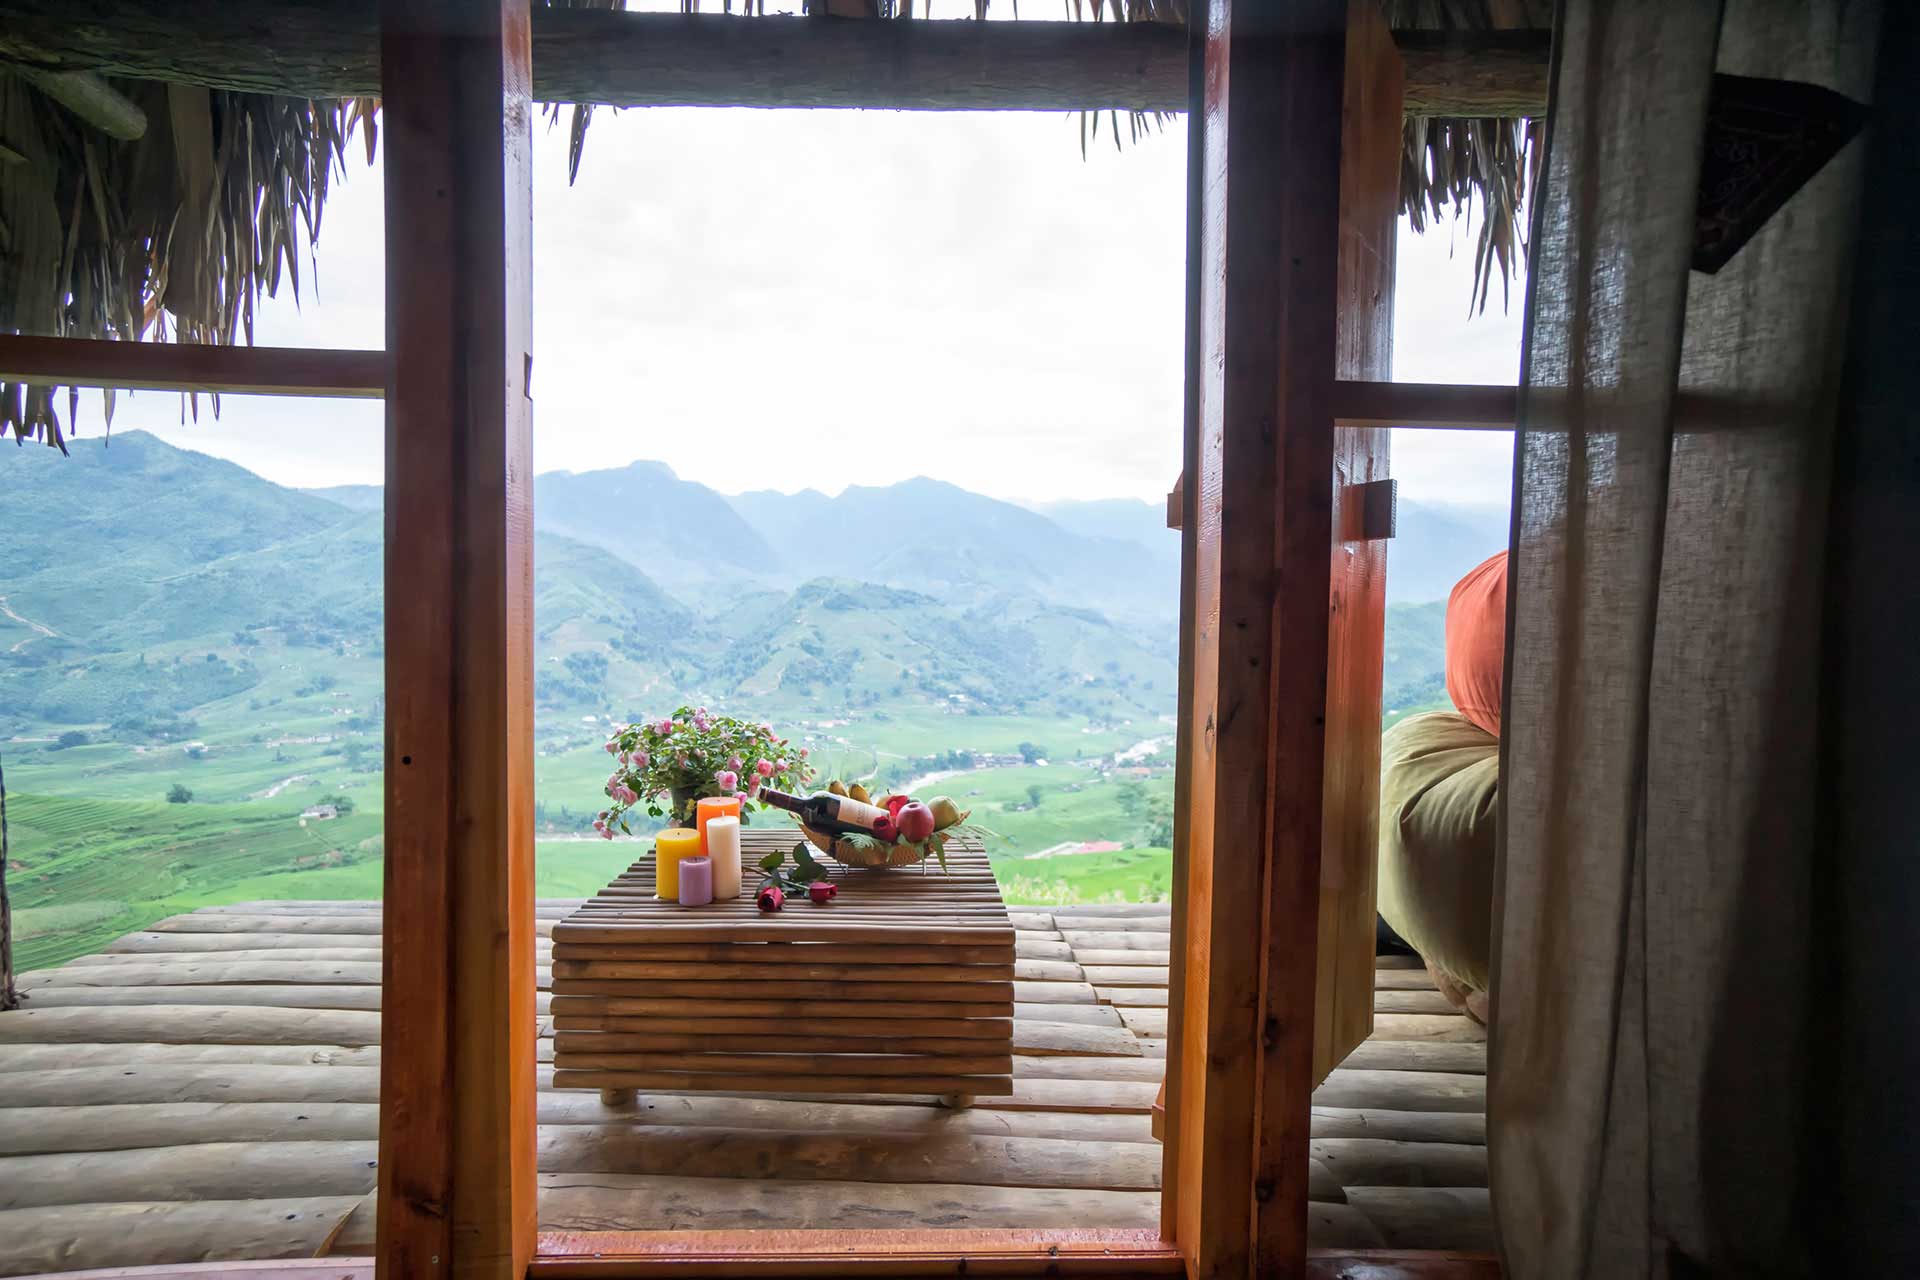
(654, 827, 700, 901)
(696, 794, 741, 858)
(678, 855, 713, 906)
(705, 814, 743, 901)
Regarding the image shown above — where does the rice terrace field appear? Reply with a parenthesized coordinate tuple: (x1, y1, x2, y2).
(6, 751, 1174, 970)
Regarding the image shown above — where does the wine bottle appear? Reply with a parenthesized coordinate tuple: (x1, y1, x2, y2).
(759, 787, 888, 833)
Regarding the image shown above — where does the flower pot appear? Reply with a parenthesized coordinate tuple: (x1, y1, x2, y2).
(668, 786, 701, 827)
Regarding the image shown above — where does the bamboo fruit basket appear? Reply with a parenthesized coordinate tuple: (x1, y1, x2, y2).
(800, 823, 951, 869)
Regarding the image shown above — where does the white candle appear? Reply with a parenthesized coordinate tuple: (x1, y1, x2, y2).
(706, 815, 743, 901)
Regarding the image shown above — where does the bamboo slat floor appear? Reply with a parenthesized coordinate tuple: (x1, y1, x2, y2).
(0, 899, 1493, 1276)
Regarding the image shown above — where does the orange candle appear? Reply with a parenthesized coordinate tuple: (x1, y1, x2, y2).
(696, 794, 741, 857)
(654, 827, 700, 901)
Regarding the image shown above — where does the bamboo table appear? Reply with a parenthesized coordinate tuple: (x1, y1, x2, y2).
(549, 827, 1015, 1107)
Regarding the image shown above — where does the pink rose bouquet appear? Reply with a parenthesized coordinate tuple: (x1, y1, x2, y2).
(597, 705, 811, 835)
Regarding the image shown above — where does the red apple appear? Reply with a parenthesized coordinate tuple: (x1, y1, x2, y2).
(897, 801, 936, 842)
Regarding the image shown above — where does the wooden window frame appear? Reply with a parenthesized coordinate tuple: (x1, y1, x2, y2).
(2, 0, 1509, 1275)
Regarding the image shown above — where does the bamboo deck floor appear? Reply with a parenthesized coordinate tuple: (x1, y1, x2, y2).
(0, 900, 1492, 1276)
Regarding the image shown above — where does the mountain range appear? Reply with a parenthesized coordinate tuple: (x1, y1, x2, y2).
(4, 433, 1499, 740)
(2, 434, 1177, 736)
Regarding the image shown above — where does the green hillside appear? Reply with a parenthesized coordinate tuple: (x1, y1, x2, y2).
(1385, 600, 1452, 724)
(2, 431, 1467, 967)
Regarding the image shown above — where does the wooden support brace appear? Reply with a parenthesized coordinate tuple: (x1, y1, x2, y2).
(0, 335, 383, 399)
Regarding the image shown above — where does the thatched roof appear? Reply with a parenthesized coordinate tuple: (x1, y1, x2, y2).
(1, 0, 1543, 452)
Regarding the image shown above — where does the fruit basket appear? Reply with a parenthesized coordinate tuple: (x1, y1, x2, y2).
(800, 782, 975, 870)
(800, 823, 945, 868)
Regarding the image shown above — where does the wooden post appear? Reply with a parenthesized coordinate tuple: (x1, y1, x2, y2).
(1170, 0, 1349, 1275)
(375, 3, 536, 1279)
(1312, 0, 1402, 1086)
(1157, 0, 1208, 1239)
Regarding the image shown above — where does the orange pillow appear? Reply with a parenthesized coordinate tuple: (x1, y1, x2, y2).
(1444, 550, 1508, 738)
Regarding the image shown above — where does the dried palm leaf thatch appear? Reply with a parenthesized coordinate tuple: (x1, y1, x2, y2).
(1386, 0, 1547, 313)
(4, 0, 1543, 462)
(0, 70, 373, 452)
(5, 0, 608, 452)
(546, 0, 630, 182)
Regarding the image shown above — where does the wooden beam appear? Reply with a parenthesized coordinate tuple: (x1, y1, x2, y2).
(0, 3, 1549, 116)
(532, 1228, 1183, 1275)
(0, 348, 1517, 431)
(375, 1, 536, 1278)
(0, 335, 383, 398)
(1173, 0, 1348, 1273)
(1331, 380, 1518, 430)
(8, 66, 146, 138)
(1393, 29, 1551, 117)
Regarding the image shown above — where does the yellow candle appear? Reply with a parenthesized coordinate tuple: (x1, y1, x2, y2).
(696, 795, 741, 857)
(654, 827, 700, 901)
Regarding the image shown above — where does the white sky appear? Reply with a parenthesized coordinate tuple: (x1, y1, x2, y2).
(103, 106, 1520, 508)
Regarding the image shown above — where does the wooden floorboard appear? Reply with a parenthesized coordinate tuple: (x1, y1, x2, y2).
(0, 901, 1492, 1274)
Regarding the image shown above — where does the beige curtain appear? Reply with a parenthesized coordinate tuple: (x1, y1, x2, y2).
(1488, 1, 1887, 1276)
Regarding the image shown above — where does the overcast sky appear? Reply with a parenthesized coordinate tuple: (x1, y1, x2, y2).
(98, 105, 1520, 508)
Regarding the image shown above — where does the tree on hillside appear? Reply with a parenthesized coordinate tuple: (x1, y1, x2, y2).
(167, 784, 194, 804)
(1, 753, 16, 1011)
(1017, 742, 1047, 765)
(1026, 784, 1044, 809)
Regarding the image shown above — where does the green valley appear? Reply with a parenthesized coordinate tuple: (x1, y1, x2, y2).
(3, 432, 1479, 967)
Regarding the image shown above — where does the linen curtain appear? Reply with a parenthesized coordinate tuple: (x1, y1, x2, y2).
(1487, 0, 1891, 1276)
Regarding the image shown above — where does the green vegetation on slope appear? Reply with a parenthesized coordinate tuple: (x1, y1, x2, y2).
(4, 432, 1485, 965)
(7, 793, 382, 969)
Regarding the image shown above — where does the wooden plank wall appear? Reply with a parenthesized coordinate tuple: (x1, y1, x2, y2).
(375, 1, 537, 1277)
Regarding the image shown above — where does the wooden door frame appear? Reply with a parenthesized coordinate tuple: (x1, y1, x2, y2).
(361, 0, 1499, 1276)
(0, 4, 1513, 1263)
(375, 0, 538, 1277)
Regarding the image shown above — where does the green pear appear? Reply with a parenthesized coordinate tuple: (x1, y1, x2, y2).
(927, 796, 969, 830)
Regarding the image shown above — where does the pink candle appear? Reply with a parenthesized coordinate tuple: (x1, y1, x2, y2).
(677, 855, 713, 906)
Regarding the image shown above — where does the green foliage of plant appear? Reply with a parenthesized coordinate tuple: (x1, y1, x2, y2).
(755, 841, 835, 894)
(165, 783, 193, 803)
(598, 707, 813, 833)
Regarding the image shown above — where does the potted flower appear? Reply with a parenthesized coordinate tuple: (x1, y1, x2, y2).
(594, 706, 813, 838)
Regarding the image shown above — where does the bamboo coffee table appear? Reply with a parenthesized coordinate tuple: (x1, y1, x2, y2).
(550, 827, 1015, 1107)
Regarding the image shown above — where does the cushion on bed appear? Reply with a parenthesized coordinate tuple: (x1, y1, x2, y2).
(1377, 710, 1500, 1001)
(1444, 550, 1508, 738)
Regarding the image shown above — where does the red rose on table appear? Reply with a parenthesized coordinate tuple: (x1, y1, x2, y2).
(756, 884, 785, 913)
(808, 881, 837, 906)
